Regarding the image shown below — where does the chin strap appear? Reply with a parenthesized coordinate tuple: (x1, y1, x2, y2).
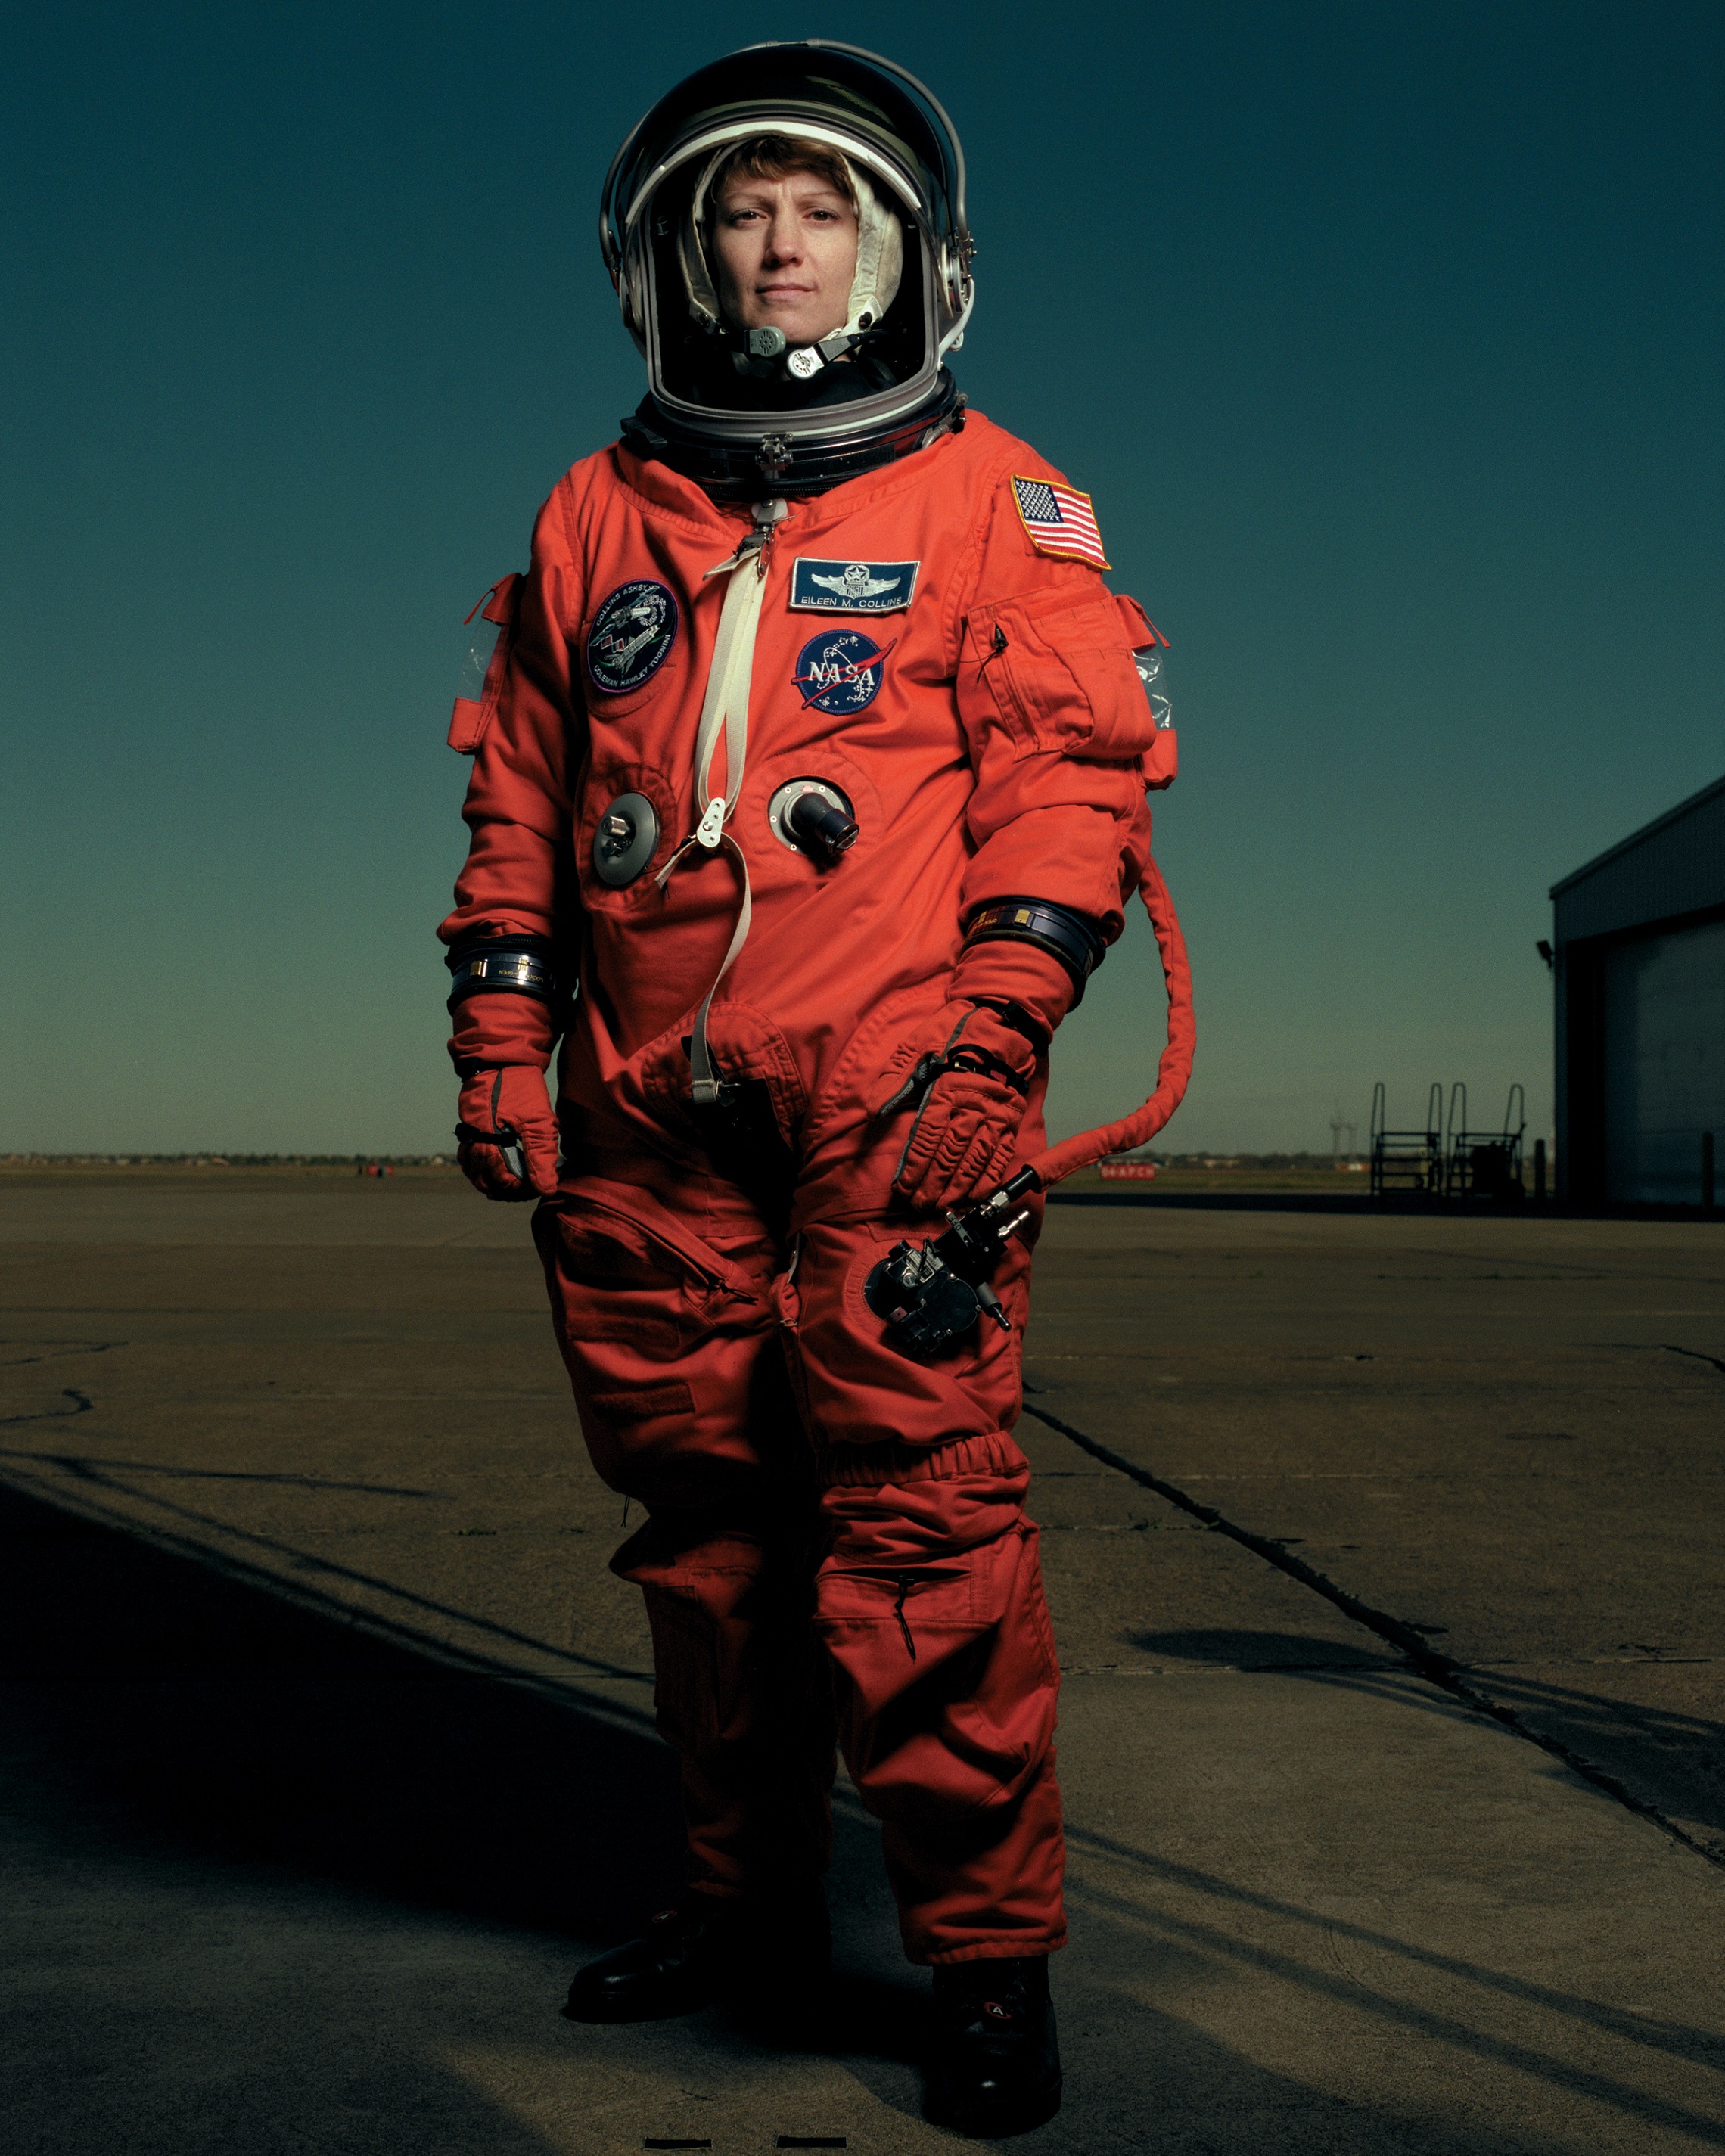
(732, 326, 872, 384)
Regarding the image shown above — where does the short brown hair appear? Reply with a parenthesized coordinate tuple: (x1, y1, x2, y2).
(708, 133, 855, 212)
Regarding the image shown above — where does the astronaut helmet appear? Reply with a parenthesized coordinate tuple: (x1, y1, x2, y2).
(601, 42, 974, 495)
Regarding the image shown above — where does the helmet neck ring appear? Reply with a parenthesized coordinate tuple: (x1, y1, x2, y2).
(623, 376, 967, 499)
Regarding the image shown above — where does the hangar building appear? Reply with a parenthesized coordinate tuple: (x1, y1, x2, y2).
(1551, 775, 1723, 1207)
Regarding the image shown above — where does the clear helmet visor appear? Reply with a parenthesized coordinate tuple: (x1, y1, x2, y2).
(642, 134, 931, 426)
(677, 141, 906, 343)
(601, 44, 974, 452)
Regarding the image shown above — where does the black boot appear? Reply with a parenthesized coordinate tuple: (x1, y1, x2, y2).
(925, 1956, 1062, 2138)
(562, 1887, 830, 2025)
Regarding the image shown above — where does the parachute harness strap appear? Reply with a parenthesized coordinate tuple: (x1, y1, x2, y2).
(656, 501, 785, 1106)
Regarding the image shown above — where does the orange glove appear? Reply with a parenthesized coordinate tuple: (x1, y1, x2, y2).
(449, 986, 560, 1202)
(455, 1063, 560, 1201)
(876, 940, 1083, 1210)
(878, 1000, 1043, 1210)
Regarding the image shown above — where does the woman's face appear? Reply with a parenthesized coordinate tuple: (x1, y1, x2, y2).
(711, 167, 859, 347)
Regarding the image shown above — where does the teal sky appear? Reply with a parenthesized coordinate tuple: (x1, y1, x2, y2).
(3, 2, 1720, 1157)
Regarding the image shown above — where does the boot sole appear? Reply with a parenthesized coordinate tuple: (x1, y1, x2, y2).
(931, 2072, 1063, 2139)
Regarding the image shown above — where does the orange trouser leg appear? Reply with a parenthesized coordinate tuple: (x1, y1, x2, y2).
(611, 1507, 837, 1897)
(534, 1154, 1065, 1959)
(533, 1167, 835, 1899)
(782, 1210, 1067, 1965)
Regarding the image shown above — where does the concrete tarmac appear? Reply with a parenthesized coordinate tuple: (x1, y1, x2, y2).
(2, 1170, 1721, 2152)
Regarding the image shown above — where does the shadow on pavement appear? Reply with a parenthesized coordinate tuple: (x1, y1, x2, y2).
(1126, 1626, 1398, 1670)
(1465, 1666, 1725, 1853)
(0, 1477, 684, 1940)
(1064, 1825, 1725, 2148)
(0, 1472, 953, 2146)
(5, 1480, 1715, 2154)
(1124, 1629, 1725, 1850)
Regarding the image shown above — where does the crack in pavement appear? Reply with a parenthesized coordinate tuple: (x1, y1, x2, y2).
(1661, 1343, 1725, 1378)
(0, 1341, 126, 1368)
(1017, 1393, 1725, 1872)
(0, 1388, 93, 1428)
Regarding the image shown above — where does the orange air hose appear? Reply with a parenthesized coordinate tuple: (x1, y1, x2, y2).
(1022, 854, 1195, 1188)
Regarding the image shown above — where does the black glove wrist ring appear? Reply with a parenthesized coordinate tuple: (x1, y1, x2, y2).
(446, 934, 559, 1011)
(961, 899, 1107, 1002)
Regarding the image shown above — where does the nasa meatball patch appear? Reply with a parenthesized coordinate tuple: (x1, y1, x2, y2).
(789, 558, 919, 614)
(586, 579, 679, 696)
(794, 627, 890, 714)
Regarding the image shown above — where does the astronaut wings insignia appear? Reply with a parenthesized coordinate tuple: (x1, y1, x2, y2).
(791, 558, 920, 614)
(813, 567, 897, 598)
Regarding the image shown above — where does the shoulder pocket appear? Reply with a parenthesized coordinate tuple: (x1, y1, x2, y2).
(1114, 594, 1178, 789)
(961, 584, 1158, 762)
(448, 572, 523, 754)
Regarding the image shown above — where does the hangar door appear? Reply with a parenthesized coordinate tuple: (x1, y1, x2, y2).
(1602, 916, 1725, 1203)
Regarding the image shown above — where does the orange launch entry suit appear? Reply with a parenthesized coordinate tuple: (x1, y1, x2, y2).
(442, 410, 1173, 1965)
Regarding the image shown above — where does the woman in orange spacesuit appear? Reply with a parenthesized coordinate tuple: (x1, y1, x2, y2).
(439, 41, 1183, 2138)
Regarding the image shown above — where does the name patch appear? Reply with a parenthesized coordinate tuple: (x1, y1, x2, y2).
(794, 628, 890, 715)
(586, 579, 679, 696)
(790, 558, 919, 614)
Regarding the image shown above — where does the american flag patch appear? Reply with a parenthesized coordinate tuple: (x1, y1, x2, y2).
(1010, 476, 1111, 569)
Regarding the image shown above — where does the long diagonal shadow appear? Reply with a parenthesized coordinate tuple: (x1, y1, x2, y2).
(1467, 1664, 1725, 1755)
(1065, 1820, 1725, 2076)
(0, 1465, 954, 2142)
(1061, 1863, 1725, 2142)
(1124, 1638, 1725, 1779)
(0, 1471, 677, 1938)
(0, 1445, 648, 1691)
(4, 1459, 1715, 2148)
(3, 1443, 434, 1497)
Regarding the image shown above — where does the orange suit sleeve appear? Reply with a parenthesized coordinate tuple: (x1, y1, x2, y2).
(951, 458, 1156, 948)
(437, 489, 586, 1070)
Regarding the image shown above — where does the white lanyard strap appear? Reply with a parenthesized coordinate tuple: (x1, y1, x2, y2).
(657, 500, 785, 1105)
(686, 834, 753, 1105)
(692, 546, 767, 831)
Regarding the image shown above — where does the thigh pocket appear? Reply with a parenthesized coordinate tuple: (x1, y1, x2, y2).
(814, 1508, 1051, 1684)
(532, 1181, 763, 1465)
(538, 1178, 761, 1393)
(813, 1542, 1050, 1819)
(816, 1558, 981, 1639)
(813, 1559, 990, 1710)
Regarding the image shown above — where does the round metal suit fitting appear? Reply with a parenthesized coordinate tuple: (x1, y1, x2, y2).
(767, 778, 859, 861)
(591, 792, 660, 887)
